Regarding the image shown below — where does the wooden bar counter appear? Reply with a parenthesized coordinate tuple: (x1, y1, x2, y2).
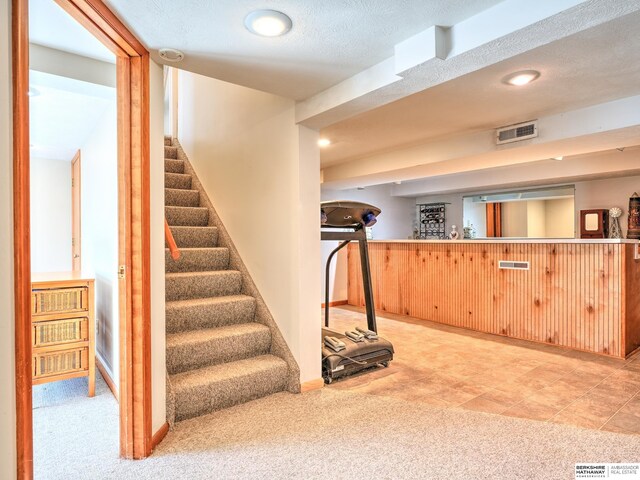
(347, 239, 640, 358)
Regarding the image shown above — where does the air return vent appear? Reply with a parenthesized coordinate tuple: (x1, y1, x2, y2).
(496, 120, 538, 145)
(499, 260, 530, 270)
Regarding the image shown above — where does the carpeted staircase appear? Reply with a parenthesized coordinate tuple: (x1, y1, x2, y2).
(164, 137, 300, 424)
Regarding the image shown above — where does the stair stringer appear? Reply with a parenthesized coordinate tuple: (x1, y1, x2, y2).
(171, 139, 301, 396)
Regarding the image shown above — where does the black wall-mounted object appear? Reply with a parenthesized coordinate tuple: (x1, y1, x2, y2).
(417, 202, 448, 239)
(629, 193, 640, 240)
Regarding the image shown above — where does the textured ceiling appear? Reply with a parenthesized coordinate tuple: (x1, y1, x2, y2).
(29, 0, 115, 63)
(320, 11, 640, 166)
(103, 0, 503, 100)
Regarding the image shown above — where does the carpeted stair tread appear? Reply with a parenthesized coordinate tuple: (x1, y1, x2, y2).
(163, 142, 293, 424)
(165, 145, 178, 159)
(165, 206, 209, 227)
(166, 294, 256, 333)
(165, 270, 242, 302)
(166, 323, 271, 374)
(171, 355, 288, 421)
(165, 247, 229, 273)
(169, 226, 218, 248)
(164, 159, 185, 174)
(165, 188, 200, 207)
(165, 172, 192, 190)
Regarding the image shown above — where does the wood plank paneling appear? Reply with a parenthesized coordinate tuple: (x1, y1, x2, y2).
(347, 242, 639, 358)
(625, 244, 640, 355)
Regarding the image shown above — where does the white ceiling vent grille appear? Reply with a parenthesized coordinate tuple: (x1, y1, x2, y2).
(496, 120, 538, 145)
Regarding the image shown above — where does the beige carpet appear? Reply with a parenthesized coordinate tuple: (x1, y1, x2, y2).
(33, 374, 119, 480)
(33, 376, 640, 480)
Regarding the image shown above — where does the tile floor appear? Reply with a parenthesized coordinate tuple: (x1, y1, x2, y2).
(326, 305, 640, 435)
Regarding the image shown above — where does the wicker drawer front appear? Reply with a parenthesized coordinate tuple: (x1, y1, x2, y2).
(32, 287, 88, 315)
(32, 317, 88, 348)
(33, 347, 89, 379)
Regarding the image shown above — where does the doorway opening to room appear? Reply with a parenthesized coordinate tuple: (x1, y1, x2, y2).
(13, 0, 152, 477)
(28, 0, 119, 472)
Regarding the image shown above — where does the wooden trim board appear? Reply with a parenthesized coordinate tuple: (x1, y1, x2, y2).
(320, 300, 348, 308)
(12, 0, 33, 477)
(151, 422, 169, 449)
(71, 150, 81, 271)
(12, 0, 152, 476)
(96, 354, 119, 401)
(301, 378, 325, 393)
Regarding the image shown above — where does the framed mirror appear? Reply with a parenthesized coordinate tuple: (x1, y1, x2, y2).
(462, 186, 575, 239)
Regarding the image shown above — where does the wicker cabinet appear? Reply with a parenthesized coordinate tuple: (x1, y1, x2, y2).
(31, 272, 95, 396)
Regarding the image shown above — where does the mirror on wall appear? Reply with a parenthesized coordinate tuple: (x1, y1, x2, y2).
(462, 186, 575, 239)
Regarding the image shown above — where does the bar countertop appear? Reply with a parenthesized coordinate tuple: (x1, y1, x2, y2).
(368, 238, 639, 244)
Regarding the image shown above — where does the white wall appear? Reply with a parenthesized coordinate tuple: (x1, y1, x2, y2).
(177, 70, 320, 382)
(545, 198, 575, 237)
(30, 157, 72, 272)
(149, 60, 166, 433)
(80, 101, 119, 383)
(0, 1, 17, 478)
(462, 197, 486, 236)
(30, 43, 116, 88)
(502, 201, 528, 237)
(321, 184, 415, 303)
(526, 200, 546, 238)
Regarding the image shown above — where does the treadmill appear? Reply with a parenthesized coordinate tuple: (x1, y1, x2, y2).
(321, 200, 394, 384)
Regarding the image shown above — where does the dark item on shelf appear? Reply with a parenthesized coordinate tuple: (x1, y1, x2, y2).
(417, 203, 447, 239)
(579, 209, 609, 239)
(629, 193, 640, 240)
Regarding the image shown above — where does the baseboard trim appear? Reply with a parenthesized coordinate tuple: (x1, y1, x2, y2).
(320, 300, 348, 308)
(152, 422, 169, 449)
(301, 378, 325, 393)
(95, 355, 118, 402)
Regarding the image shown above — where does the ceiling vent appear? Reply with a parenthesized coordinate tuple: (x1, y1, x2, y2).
(496, 120, 538, 145)
(159, 48, 184, 62)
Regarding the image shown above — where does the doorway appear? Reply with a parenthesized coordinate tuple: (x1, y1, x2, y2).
(71, 150, 81, 271)
(12, 0, 152, 477)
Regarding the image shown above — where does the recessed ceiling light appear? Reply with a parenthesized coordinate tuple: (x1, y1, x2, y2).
(394, 181, 402, 185)
(28, 87, 40, 97)
(318, 138, 331, 147)
(502, 70, 541, 86)
(159, 48, 185, 62)
(552, 156, 564, 161)
(245, 9, 292, 37)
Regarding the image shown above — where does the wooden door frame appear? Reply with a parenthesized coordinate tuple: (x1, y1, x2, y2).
(71, 150, 81, 271)
(12, 0, 152, 478)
